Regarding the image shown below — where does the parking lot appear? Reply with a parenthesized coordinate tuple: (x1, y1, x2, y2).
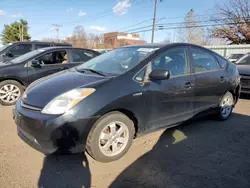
(0, 96, 249, 188)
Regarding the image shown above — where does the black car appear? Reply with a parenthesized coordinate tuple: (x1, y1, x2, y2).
(13, 43, 241, 162)
(0, 41, 72, 63)
(0, 47, 100, 105)
(235, 53, 250, 94)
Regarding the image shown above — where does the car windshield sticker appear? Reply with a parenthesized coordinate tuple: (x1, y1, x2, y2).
(137, 48, 159, 53)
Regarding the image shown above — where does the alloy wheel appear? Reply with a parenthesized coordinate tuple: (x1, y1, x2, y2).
(221, 96, 233, 118)
(98, 121, 129, 157)
(0, 84, 21, 104)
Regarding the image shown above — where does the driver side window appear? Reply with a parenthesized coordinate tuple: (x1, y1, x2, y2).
(151, 47, 190, 76)
(36, 50, 67, 65)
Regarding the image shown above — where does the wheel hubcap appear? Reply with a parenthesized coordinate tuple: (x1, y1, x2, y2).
(221, 96, 233, 117)
(0, 84, 21, 104)
(98, 121, 129, 157)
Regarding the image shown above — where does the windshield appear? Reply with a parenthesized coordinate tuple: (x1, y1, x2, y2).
(0, 43, 12, 52)
(77, 47, 158, 75)
(235, 54, 250, 64)
(10, 49, 46, 64)
(228, 54, 244, 59)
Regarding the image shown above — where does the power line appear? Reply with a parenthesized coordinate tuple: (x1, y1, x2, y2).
(122, 18, 230, 33)
(129, 22, 249, 34)
(119, 13, 225, 33)
(117, 18, 153, 31)
(116, 17, 165, 33)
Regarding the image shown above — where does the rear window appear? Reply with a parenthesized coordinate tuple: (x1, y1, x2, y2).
(35, 44, 50, 49)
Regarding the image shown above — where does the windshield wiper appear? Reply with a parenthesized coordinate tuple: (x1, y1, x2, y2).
(77, 68, 106, 77)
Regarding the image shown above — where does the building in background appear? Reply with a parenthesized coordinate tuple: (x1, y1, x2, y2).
(97, 32, 146, 49)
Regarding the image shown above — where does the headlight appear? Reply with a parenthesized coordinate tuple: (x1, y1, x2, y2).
(41, 88, 95, 115)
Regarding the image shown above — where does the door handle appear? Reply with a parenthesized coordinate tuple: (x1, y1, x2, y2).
(220, 76, 225, 83)
(184, 82, 192, 89)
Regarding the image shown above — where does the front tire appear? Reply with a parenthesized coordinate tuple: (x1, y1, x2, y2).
(0, 80, 24, 106)
(86, 112, 135, 162)
(218, 91, 234, 121)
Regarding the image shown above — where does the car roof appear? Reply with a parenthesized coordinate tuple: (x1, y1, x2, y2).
(121, 42, 206, 49)
(121, 43, 166, 48)
(11, 41, 71, 45)
(35, 46, 96, 51)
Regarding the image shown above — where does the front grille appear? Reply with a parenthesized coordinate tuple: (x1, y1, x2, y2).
(240, 74, 250, 80)
(21, 101, 42, 111)
(240, 74, 250, 87)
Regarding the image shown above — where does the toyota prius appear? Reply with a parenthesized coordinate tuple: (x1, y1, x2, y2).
(13, 43, 241, 162)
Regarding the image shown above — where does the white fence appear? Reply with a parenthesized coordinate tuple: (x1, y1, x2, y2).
(205, 45, 250, 57)
(93, 45, 250, 58)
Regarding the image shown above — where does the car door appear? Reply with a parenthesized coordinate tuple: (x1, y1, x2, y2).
(189, 47, 230, 113)
(140, 46, 196, 131)
(68, 49, 98, 68)
(27, 49, 71, 84)
(3, 43, 32, 62)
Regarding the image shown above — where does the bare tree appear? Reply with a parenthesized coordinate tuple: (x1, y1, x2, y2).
(87, 33, 104, 49)
(64, 25, 88, 48)
(212, 0, 250, 44)
(178, 9, 208, 45)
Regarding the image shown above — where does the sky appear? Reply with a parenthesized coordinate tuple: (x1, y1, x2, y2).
(0, 0, 222, 44)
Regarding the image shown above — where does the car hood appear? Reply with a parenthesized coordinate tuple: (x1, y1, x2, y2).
(237, 65, 250, 75)
(23, 68, 111, 108)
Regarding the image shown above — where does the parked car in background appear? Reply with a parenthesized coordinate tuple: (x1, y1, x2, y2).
(0, 41, 72, 63)
(0, 47, 100, 105)
(13, 43, 240, 162)
(235, 53, 250, 94)
(227, 53, 245, 63)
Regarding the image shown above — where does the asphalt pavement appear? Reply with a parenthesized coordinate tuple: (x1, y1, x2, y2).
(0, 97, 250, 188)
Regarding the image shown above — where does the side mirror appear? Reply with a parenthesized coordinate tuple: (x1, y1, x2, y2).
(149, 69, 170, 80)
(5, 52, 14, 57)
(31, 60, 41, 67)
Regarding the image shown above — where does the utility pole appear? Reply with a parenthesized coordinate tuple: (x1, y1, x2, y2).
(151, 0, 158, 43)
(19, 25, 22, 41)
(53, 24, 62, 42)
(21, 24, 24, 41)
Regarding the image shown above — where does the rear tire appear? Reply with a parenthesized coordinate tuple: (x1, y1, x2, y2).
(0, 80, 24, 106)
(86, 111, 135, 162)
(218, 91, 234, 121)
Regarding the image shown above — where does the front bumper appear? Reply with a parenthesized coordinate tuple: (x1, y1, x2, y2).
(13, 99, 99, 154)
(240, 76, 250, 94)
